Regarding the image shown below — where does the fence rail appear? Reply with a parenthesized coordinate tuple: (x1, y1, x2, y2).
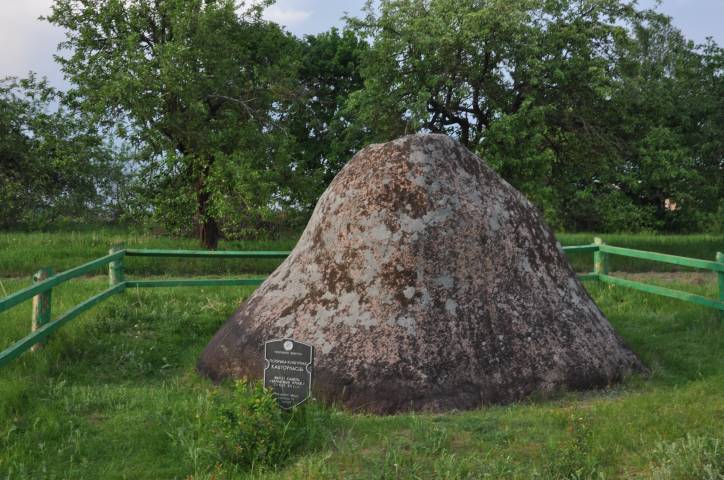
(597, 245, 724, 272)
(124, 249, 290, 258)
(126, 278, 266, 288)
(1, 240, 722, 368)
(597, 274, 723, 311)
(0, 283, 125, 366)
(0, 251, 124, 314)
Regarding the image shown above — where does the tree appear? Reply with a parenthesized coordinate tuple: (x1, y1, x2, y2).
(349, 0, 643, 226)
(348, 0, 724, 232)
(281, 28, 369, 213)
(46, 0, 298, 248)
(608, 10, 723, 231)
(0, 75, 121, 229)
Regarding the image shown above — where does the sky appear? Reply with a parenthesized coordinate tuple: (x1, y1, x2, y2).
(1, 0, 722, 91)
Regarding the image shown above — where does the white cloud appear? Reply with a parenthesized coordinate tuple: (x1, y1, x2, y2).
(0, 0, 66, 86)
(262, 5, 312, 26)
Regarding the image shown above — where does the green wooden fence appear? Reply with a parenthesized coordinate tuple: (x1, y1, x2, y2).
(1, 239, 722, 368)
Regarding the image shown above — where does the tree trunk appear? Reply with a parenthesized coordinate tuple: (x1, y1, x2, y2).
(199, 214, 219, 250)
(192, 152, 220, 250)
(197, 187, 219, 250)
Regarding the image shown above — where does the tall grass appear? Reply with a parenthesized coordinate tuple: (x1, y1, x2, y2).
(0, 228, 295, 278)
(1, 229, 721, 277)
(1, 231, 722, 478)
(0, 273, 721, 478)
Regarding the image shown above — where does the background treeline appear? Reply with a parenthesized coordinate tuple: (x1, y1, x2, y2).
(1, 0, 722, 246)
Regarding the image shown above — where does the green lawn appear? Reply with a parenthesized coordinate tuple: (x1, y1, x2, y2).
(0, 228, 297, 278)
(0, 232, 722, 479)
(1, 229, 722, 277)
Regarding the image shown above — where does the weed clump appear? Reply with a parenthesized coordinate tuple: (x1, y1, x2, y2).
(650, 434, 722, 480)
(543, 413, 606, 479)
(210, 380, 331, 470)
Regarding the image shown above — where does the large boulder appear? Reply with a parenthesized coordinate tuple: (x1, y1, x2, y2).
(198, 134, 644, 413)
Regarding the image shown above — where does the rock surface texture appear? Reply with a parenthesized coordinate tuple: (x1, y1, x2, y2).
(198, 134, 644, 413)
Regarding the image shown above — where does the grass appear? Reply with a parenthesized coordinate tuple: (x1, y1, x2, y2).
(0, 231, 723, 478)
(0, 229, 722, 277)
(0, 228, 296, 278)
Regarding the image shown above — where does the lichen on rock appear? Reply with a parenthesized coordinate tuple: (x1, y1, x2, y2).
(197, 134, 645, 414)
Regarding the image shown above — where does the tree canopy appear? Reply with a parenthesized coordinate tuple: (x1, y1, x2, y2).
(349, 0, 723, 232)
(0, 75, 122, 229)
(46, 0, 299, 247)
(3, 0, 719, 241)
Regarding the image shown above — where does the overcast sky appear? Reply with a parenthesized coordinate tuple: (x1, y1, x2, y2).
(1, 0, 722, 90)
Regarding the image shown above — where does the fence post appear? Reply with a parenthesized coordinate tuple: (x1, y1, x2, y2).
(593, 237, 609, 277)
(109, 244, 125, 287)
(31, 267, 53, 352)
(717, 252, 723, 319)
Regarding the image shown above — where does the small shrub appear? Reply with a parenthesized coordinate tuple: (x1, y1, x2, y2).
(544, 413, 607, 479)
(650, 434, 723, 480)
(210, 380, 331, 470)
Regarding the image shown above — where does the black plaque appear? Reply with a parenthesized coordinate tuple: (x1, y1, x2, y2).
(263, 338, 313, 409)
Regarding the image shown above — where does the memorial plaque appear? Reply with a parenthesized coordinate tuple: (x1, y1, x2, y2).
(263, 338, 313, 409)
